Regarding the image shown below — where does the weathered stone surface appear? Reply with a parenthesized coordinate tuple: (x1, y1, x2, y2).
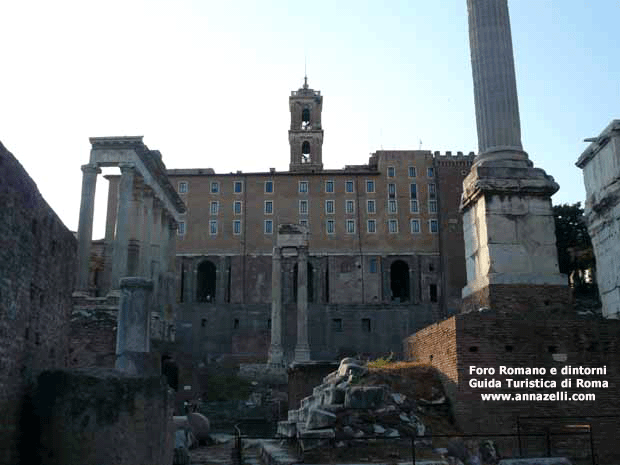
(187, 412, 210, 443)
(287, 409, 299, 422)
(305, 407, 337, 430)
(324, 386, 346, 405)
(344, 386, 385, 409)
(276, 420, 297, 438)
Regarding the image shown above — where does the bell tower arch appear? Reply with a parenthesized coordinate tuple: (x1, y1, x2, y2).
(289, 76, 324, 172)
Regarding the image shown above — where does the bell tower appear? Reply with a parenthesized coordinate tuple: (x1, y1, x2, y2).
(289, 76, 324, 172)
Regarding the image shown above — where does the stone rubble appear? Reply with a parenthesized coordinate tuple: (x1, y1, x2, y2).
(276, 358, 429, 452)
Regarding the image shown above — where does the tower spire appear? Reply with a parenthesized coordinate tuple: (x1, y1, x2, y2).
(303, 57, 308, 89)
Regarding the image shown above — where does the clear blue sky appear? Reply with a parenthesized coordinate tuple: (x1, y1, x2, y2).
(1, 0, 618, 237)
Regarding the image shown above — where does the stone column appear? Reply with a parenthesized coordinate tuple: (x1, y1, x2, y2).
(76, 163, 101, 293)
(461, 0, 568, 313)
(115, 277, 155, 375)
(268, 247, 284, 365)
(140, 188, 154, 277)
(127, 179, 144, 276)
(110, 163, 135, 291)
(294, 247, 310, 362)
(467, 0, 528, 165)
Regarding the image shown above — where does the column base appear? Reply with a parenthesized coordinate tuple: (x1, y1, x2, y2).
(294, 345, 311, 363)
(268, 345, 284, 366)
(462, 283, 571, 314)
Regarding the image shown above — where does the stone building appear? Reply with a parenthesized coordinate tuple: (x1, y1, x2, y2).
(576, 120, 620, 318)
(101, 79, 475, 363)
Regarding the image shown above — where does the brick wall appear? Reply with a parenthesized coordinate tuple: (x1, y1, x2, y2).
(461, 284, 570, 314)
(406, 311, 620, 464)
(0, 142, 77, 464)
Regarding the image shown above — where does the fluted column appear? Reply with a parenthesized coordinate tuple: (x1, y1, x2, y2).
(268, 247, 284, 365)
(467, 0, 528, 163)
(110, 163, 135, 291)
(76, 163, 101, 293)
(140, 188, 154, 277)
(294, 247, 310, 362)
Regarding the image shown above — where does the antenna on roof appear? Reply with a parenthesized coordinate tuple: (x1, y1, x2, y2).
(304, 55, 308, 89)
(419, 139, 423, 150)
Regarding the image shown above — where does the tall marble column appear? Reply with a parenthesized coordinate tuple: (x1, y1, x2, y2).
(268, 247, 284, 365)
(294, 247, 310, 362)
(461, 0, 567, 313)
(76, 164, 101, 293)
(110, 163, 135, 291)
(468, 0, 526, 162)
(140, 188, 154, 278)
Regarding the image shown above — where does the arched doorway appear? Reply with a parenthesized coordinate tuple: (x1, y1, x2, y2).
(390, 260, 410, 302)
(196, 260, 216, 303)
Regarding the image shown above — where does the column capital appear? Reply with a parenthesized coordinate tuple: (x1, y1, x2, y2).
(81, 164, 101, 175)
(118, 162, 136, 174)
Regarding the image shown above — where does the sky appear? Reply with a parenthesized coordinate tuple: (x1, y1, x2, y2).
(1, 0, 618, 239)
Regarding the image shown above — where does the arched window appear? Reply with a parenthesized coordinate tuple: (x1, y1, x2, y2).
(301, 108, 311, 129)
(301, 141, 311, 163)
(196, 260, 216, 302)
(390, 260, 410, 303)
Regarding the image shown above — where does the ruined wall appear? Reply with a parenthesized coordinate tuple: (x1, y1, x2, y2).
(31, 369, 173, 465)
(288, 361, 339, 409)
(177, 301, 437, 364)
(406, 312, 620, 464)
(0, 142, 77, 464)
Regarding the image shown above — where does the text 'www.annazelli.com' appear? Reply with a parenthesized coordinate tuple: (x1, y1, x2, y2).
(480, 392, 596, 401)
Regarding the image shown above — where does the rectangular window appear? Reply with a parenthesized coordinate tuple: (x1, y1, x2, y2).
(346, 200, 354, 214)
(299, 199, 308, 215)
(367, 199, 376, 214)
(326, 219, 335, 235)
(325, 200, 335, 214)
(387, 166, 395, 177)
(429, 199, 438, 213)
(265, 180, 273, 193)
(299, 181, 308, 193)
(410, 183, 417, 199)
(209, 220, 218, 236)
(234, 180, 243, 193)
(366, 180, 375, 193)
(388, 219, 398, 233)
(345, 180, 354, 193)
(411, 219, 420, 234)
(210, 181, 219, 193)
(264, 200, 273, 214)
(233, 201, 242, 215)
(300, 219, 308, 227)
(178, 181, 188, 194)
(346, 219, 355, 234)
(325, 180, 334, 193)
(369, 258, 377, 273)
(388, 199, 397, 214)
(428, 183, 437, 199)
(264, 219, 273, 234)
(332, 318, 343, 332)
(427, 167, 435, 178)
(177, 221, 186, 236)
(388, 183, 396, 198)
(430, 219, 439, 233)
(410, 200, 419, 213)
(362, 318, 371, 333)
(233, 220, 241, 235)
(408, 166, 416, 178)
(367, 219, 376, 233)
(210, 201, 219, 216)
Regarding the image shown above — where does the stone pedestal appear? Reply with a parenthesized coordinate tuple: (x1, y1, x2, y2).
(115, 277, 156, 375)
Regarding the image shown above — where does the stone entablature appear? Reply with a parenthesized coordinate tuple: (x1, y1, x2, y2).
(576, 119, 620, 318)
